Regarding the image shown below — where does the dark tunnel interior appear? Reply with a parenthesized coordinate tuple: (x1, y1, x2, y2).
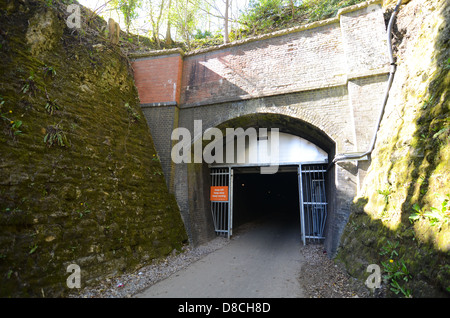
(232, 169, 300, 230)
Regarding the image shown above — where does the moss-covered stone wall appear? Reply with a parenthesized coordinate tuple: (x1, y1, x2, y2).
(0, 0, 187, 297)
(336, 0, 449, 297)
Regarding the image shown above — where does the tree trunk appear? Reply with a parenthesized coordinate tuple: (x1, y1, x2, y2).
(184, 0, 190, 50)
(224, 0, 229, 44)
(290, 0, 295, 19)
(165, 0, 173, 46)
(165, 21, 173, 46)
(155, 30, 161, 48)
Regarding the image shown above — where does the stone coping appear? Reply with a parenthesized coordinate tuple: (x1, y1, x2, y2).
(128, 0, 383, 60)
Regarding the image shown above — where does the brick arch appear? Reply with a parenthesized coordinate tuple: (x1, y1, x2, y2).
(193, 111, 336, 160)
(180, 88, 348, 158)
(180, 110, 338, 245)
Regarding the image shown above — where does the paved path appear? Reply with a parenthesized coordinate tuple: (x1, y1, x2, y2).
(135, 216, 305, 298)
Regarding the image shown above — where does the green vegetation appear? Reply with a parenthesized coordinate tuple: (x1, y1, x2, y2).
(75, 202, 92, 219)
(43, 65, 57, 79)
(20, 72, 38, 97)
(125, 102, 141, 122)
(336, 0, 449, 297)
(409, 195, 450, 228)
(0, 97, 24, 139)
(377, 186, 393, 205)
(28, 244, 38, 255)
(44, 88, 60, 115)
(44, 100, 60, 115)
(380, 240, 412, 297)
(238, 0, 367, 37)
(379, 240, 399, 259)
(9, 120, 23, 136)
(188, 0, 368, 49)
(0, 0, 187, 297)
(72, 0, 370, 52)
(111, 0, 141, 34)
(44, 124, 68, 147)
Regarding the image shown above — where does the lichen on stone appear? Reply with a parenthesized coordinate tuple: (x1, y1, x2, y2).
(336, 0, 450, 297)
(0, 0, 187, 297)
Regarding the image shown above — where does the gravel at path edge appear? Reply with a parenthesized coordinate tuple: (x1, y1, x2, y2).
(69, 237, 371, 298)
(298, 244, 371, 298)
(68, 237, 231, 298)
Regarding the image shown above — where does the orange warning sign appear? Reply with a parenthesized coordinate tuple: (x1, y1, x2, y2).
(210, 186, 229, 201)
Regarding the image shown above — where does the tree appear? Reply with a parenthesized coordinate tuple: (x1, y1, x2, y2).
(165, 0, 173, 46)
(146, 0, 167, 48)
(224, 0, 229, 43)
(288, 0, 295, 18)
(199, 0, 235, 44)
(110, 0, 141, 34)
(170, 0, 201, 50)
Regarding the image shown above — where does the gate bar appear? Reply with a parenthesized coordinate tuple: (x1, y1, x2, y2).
(298, 164, 306, 245)
(229, 167, 233, 238)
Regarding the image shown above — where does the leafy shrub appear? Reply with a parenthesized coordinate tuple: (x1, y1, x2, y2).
(239, 0, 367, 36)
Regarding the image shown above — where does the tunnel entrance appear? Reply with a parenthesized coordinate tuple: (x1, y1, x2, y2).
(232, 166, 300, 230)
(206, 123, 332, 245)
(181, 113, 341, 252)
(209, 163, 328, 244)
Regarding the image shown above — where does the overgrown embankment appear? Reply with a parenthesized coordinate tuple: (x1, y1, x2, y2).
(0, 0, 187, 297)
(336, 0, 449, 297)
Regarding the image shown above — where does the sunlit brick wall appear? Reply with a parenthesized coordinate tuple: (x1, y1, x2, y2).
(131, 53, 183, 106)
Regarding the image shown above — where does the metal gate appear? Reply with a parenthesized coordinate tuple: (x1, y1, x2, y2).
(298, 164, 328, 244)
(210, 167, 233, 238)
